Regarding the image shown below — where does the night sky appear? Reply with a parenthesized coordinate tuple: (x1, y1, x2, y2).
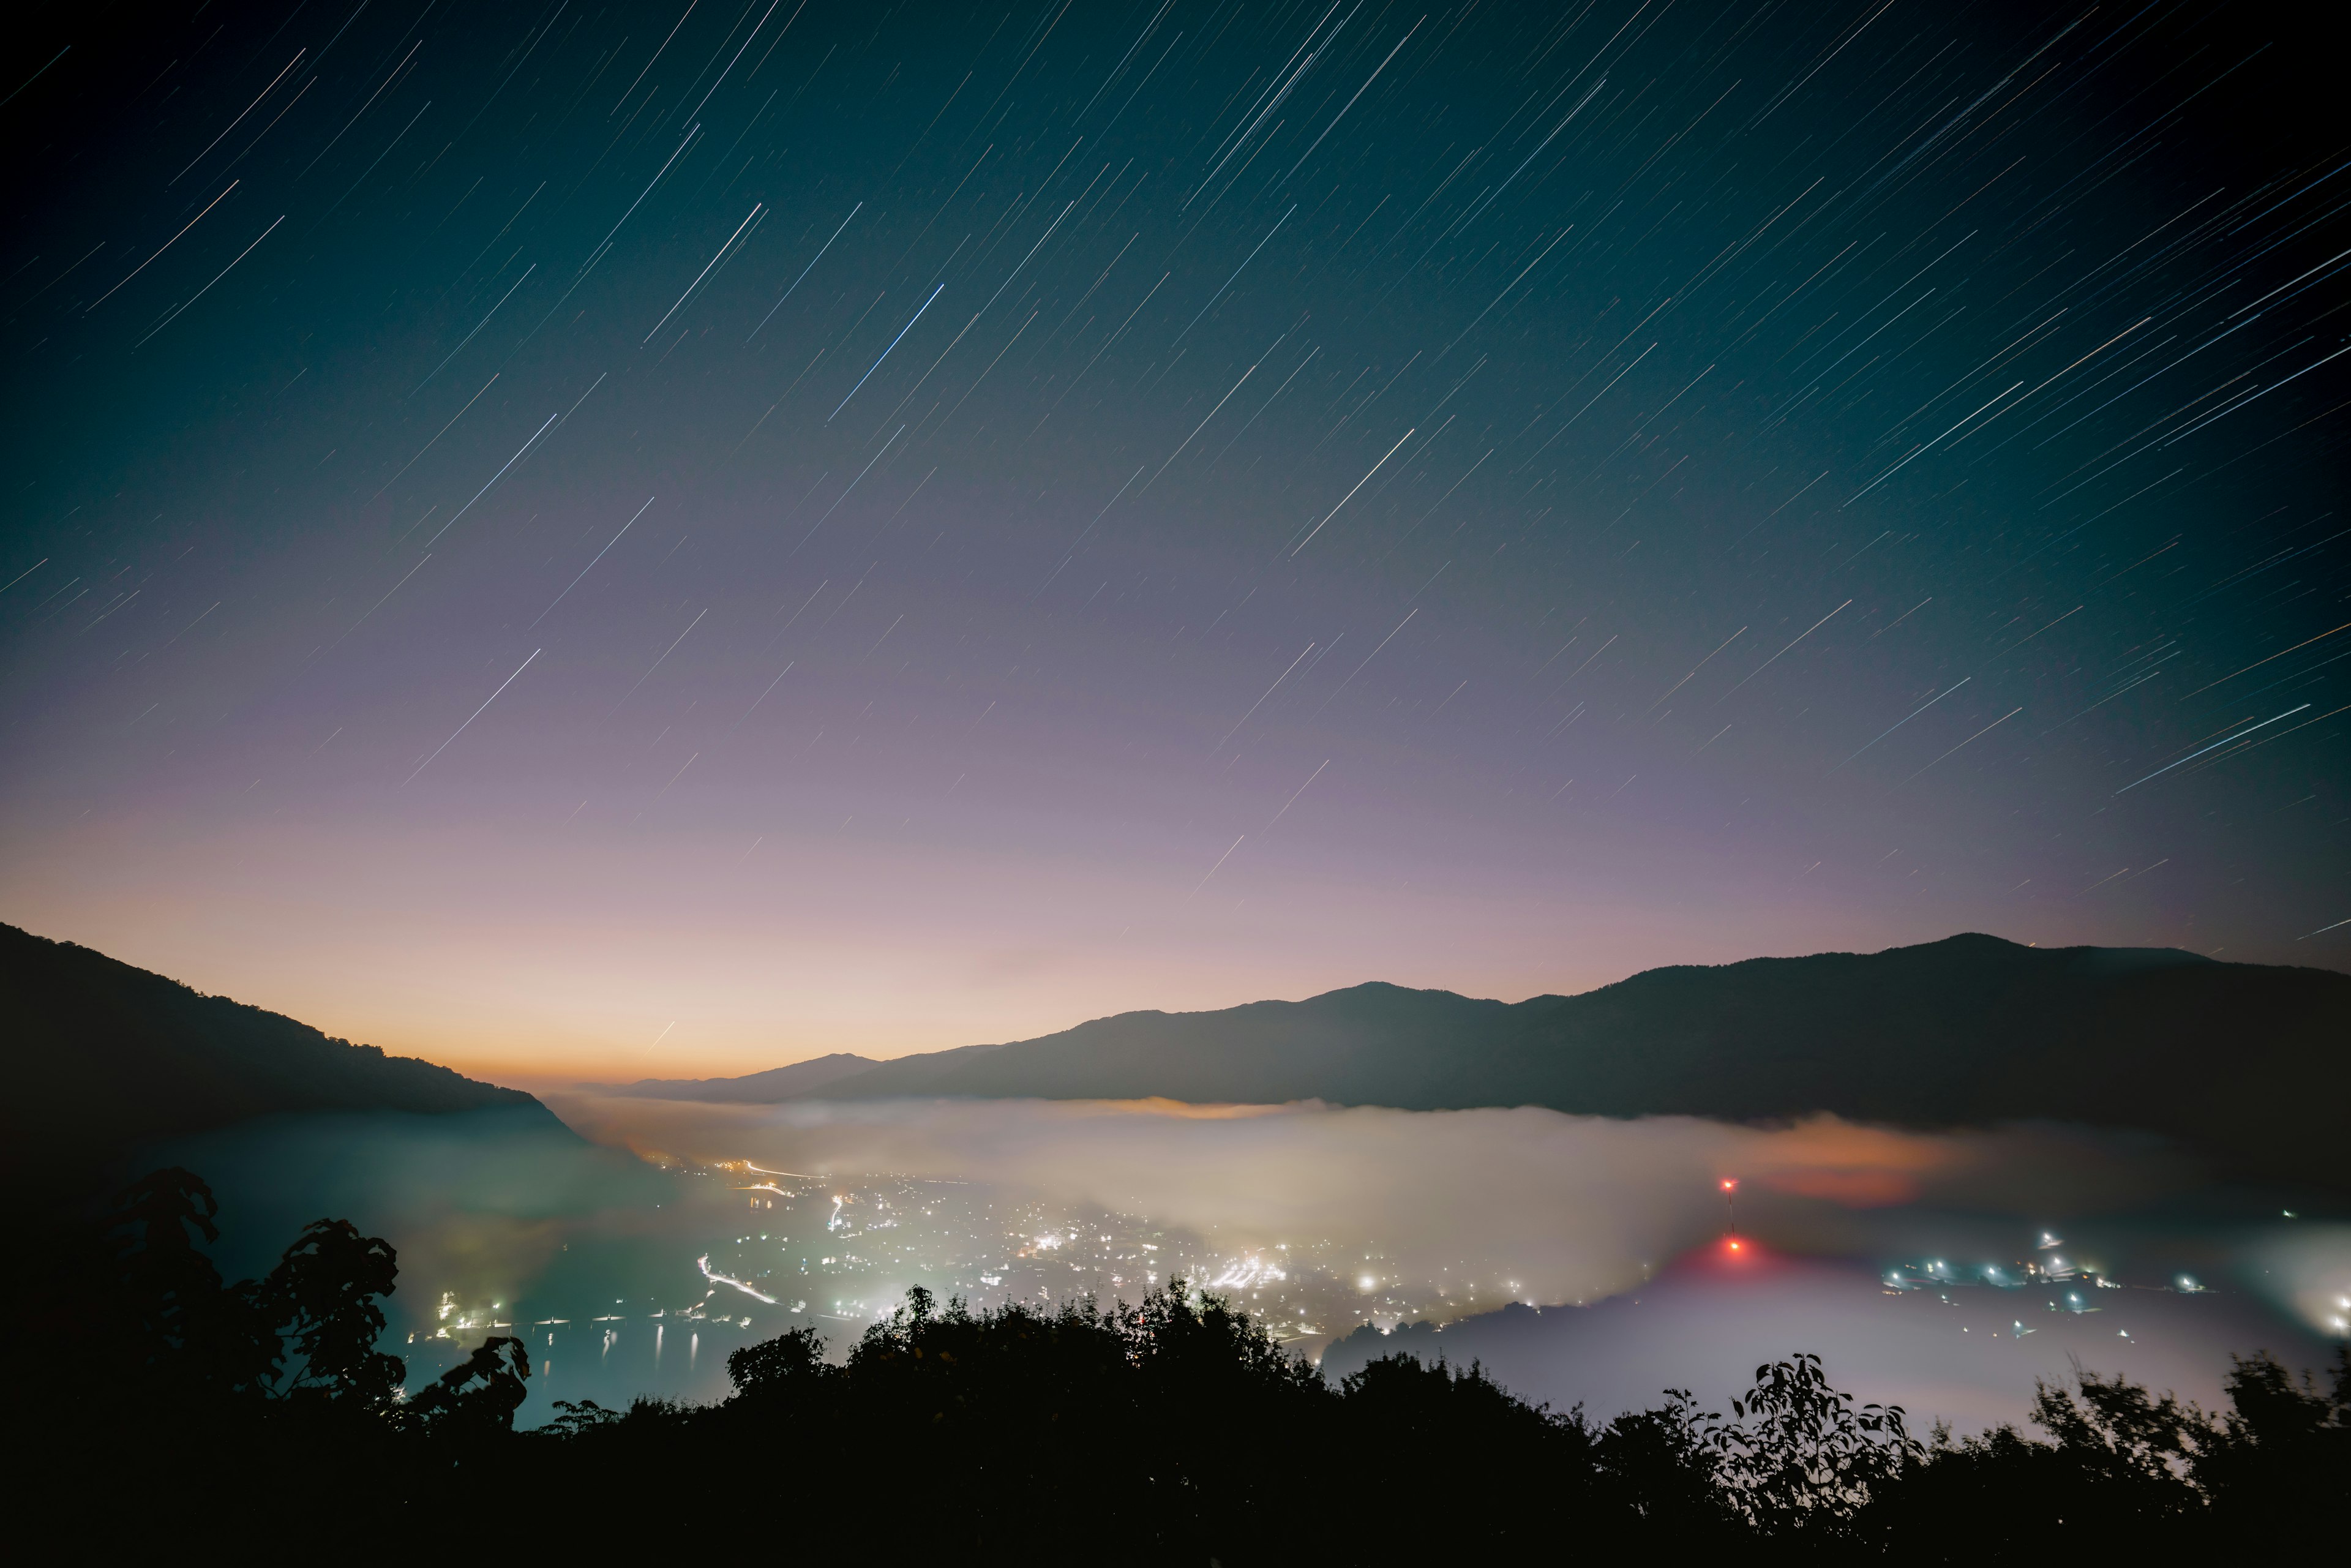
(4, 0, 2345, 1079)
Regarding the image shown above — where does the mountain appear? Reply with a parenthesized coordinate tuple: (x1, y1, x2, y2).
(582, 1040, 1021, 1104)
(798, 934, 2344, 1190)
(0, 922, 573, 1193)
(588, 1052, 882, 1102)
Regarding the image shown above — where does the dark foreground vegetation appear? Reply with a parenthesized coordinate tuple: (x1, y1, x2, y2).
(21, 1171, 2342, 1560)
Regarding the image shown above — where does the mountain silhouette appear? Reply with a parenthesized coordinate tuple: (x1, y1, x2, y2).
(1, 922, 571, 1195)
(588, 1051, 882, 1101)
(675, 934, 2347, 1191)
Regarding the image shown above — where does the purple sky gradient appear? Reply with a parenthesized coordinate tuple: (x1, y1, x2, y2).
(2, 1, 2344, 1079)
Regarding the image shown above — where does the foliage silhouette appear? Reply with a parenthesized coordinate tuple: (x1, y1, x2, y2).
(1705, 1349, 1922, 1536)
(1334, 1351, 1600, 1554)
(23, 1166, 2345, 1560)
(724, 1321, 827, 1395)
(261, 1218, 405, 1412)
(100, 1167, 282, 1401)
(406, 1335, 533, 1437)
(1590, 1386, 1735, 1540)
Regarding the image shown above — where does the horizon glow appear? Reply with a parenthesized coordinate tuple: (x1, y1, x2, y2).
(1, 2, 2344, 1082)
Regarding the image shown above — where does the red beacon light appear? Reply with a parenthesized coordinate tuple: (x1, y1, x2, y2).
(1717, 1179, 1749, 1258)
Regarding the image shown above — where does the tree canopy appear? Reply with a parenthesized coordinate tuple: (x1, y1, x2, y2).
(16, 1166, 2342, 1559)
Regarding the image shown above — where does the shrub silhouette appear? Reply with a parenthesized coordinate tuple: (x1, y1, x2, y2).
(1705, 1350, 1922, 1535)
(25, 1167, 2346, 1559)
(100, 1167, 281, 1401)
(407, 1335, 533, 1436)
(261, 1218, 405, 1412)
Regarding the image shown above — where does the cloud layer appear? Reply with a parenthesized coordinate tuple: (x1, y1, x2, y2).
(547, 1093, 2207, 1314)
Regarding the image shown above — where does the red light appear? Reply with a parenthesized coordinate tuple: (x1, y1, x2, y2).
(1728, 1240, 1742, 1250)
(1719, 1179, 1738, 1191)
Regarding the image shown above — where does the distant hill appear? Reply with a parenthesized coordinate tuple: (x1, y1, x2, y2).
(580, 1041, 1017, 1103)
(0, 923, 572, 1193)
(782, 934, 2343, 1191)
(588, 1051, 882, 1102)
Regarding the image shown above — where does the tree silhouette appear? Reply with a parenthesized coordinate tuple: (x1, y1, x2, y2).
(406, 1335, 531, 1438)
(1865, 1351, 2349, 1549)
(36, 1169, 2349, 1556)
(103, 1166, 278, 1400)
(724, 1322, 828, 1398)
(2024, 1359, 2215, 1517)
(542, 1398, 625, 1436)
(1336, 1352, 1600, 1553)
(2191, 1347, 2350, 1545)
(258, 1218, 405, 1413)
(1591, 1387, 1733, 1538)
(1705, 1350, 1921, 1536)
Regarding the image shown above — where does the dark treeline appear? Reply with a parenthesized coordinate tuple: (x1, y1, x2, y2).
(23, 1170, 2342, 1558)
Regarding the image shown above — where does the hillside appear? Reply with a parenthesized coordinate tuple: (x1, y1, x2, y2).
(794, 935, 2344, 1190)
(591, 1051, 881, 1101)
(0, 922, 571, 1190)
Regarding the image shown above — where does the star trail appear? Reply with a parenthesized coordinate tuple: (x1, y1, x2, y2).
(1, 0, 2344, 1077)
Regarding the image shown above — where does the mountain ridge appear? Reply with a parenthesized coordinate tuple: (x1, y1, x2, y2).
(0, 921, 574, 1195)
(612, 934, 2345, 1191)
(588, 1051, 882, 1102)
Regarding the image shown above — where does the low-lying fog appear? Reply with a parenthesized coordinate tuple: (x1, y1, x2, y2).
(157, 1095, 2349, 1432)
